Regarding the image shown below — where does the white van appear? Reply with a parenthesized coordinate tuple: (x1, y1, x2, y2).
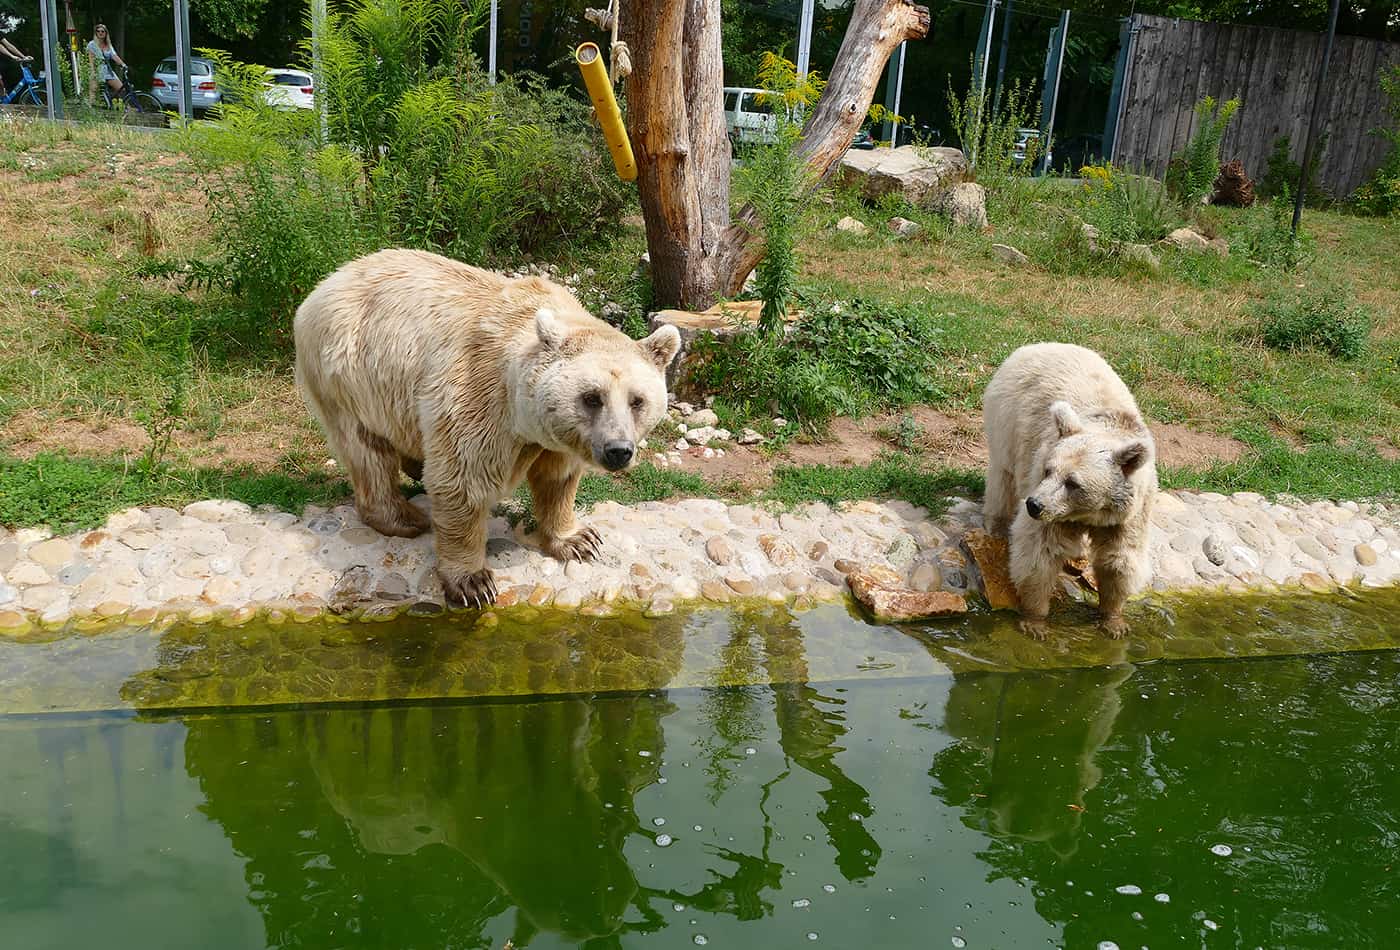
(723, 87, 781, 145)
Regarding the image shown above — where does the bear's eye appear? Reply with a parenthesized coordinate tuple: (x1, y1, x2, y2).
(1064, 477, 1080, 492)
(630, 395, 645, 411)
(581, 392, 603, 410)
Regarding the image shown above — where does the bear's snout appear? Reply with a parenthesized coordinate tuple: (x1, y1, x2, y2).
(1025, 497, 1044, 519)
(601, 440, 635, 471)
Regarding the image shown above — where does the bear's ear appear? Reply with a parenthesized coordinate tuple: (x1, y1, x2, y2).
(1050, 401, 1083, 438)
(638, 324, 682, 370)
(1114, 440, 1150, 476)
(534, 308, 568, 350)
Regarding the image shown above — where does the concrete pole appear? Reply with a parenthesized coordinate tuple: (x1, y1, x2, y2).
(173, 0, 193, 119)
(796, 0, 815, 82)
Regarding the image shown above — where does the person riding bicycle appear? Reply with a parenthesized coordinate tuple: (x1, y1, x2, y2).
(86, 23, 129, 104)
(0, 36, 33, 98)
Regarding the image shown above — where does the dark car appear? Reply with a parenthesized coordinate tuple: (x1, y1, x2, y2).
(850, 128, 876, 150)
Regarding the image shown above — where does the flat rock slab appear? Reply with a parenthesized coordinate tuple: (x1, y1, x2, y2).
(848, 570, 968, 622)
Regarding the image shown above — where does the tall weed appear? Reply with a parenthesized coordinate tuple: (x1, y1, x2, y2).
(1167, 96, 1240, 204)
(1352, 65, 1400, 216)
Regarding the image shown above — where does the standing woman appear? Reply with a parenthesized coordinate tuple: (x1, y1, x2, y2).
(86, 23, 126, 102)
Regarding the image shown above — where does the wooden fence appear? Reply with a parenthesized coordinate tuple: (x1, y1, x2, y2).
(1107, 14, 1400, 198)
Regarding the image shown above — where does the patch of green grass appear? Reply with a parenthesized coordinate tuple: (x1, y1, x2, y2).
(0, 453, 349, 533)
(766, 454, 983, 513)
(1161, 440, 1400, 501)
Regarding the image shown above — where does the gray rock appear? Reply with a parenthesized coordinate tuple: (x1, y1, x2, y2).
(1294, 536, 1329, 562)
(688, 408, 719, 428)
(1120, 242, 1162, 271)
(1161, 227, 1211, 251)
(836, 145, 967, 206)
(0, 581, 16, 606)
(932, 182, 987, 229)
(943, 569, 967, 591)
(910, 561, 943, 592)
(1203, 528, 1232, 565)
(57, 562, 94, 586)
(991, 243, 1030, 266)
(887, 216, 922, 236)
(307, 514, 344, 536)
(886, 534, 919, 568)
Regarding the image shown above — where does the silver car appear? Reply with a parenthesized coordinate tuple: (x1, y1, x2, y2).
(151, 56, 220, 113)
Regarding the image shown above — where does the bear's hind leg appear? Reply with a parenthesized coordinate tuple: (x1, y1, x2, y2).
(346, 423, 430, 538)
(527, 451, 602, 562)
(983, 465, 1018, 537)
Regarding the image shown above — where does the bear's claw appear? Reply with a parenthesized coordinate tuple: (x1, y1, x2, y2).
(1018, 615, 1050, 640)
(1100, 614, 1129, 639)
(441, 567, 497, 609)
(550, 526, 604, 562)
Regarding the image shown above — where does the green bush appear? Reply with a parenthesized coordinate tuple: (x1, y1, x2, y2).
(1257, 286, 1370, 360)
(184, 0, 628, 341)
(1167, 96, 1240, 204)
(1258, 133, 1328, 204)
(944, 74, 1041, 192)
(1244, 188, 1313, 272)
(689, 297, 947, 430)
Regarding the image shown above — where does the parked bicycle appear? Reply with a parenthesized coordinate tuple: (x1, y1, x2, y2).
(0, 61, 47, 107)
(98, 64, 162, 121)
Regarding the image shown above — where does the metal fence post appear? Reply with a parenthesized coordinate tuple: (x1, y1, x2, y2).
(1037, 9, 1069, 174)
(173, 0, 193, 120)
(488, 0, 498, 83)
(796, 0, 815, 82)
(883, 41, 905, 144)
(1293, 0, 1340, 233)
(1102, 16, 1136, 165)
(40, 0, 64, 119)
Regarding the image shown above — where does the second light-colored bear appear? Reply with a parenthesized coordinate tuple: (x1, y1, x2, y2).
(982, 342, 1157, 638)
(294, 249, 681, 608)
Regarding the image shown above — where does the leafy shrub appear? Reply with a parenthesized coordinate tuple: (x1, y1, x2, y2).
(1257, 286, 1370, 360)
(1352, 65, 1400, 216)
(1076, 162, 1175, 244)
(1167, 96, 1240, 204)
(944, 74, 1040, 190)
(185, 0, 628, 341)
(689, 297, 947, 430)
(1258, 133, 1328, 204)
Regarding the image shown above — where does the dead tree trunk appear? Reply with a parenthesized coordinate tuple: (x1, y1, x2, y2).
(622, 0, 930, 311)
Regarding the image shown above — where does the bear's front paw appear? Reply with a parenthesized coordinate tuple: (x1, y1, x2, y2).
(440, 566, 497, 609)
(1018, 615, 1050, 640)
(1100, 613, 1129, 639)
(547, 526, 603, 563)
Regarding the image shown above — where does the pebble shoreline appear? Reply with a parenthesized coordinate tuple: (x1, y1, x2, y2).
(0, 489, 1397, 633)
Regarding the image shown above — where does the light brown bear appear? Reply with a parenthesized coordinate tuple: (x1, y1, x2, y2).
(982, 342, 1156, 639)
(294, 248, 680, 607)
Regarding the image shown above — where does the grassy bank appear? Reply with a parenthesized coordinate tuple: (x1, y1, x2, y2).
(1, 119, 1397, 529)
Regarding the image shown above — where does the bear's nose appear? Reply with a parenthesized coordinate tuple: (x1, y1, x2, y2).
(1025, 497, 1044, 519)
(602, 441, 634, 471)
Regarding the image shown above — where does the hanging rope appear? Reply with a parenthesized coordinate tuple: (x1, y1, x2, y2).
(584, 0, 631, 83)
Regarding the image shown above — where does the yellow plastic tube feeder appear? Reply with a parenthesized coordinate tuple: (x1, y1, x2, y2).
(576, 42, 637, 182)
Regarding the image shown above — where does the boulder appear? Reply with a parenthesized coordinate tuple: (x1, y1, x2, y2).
(835, 215, 870, 235)
(1120, 242, 1162, 271)
(837, 145, 968, 207)
(887, 216, 922, 236)
(932, 181, 987, 229)
(1162, 227, 1211, 251)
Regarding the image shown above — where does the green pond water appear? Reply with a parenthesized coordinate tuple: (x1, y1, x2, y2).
(2, 591, 1400, 947)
